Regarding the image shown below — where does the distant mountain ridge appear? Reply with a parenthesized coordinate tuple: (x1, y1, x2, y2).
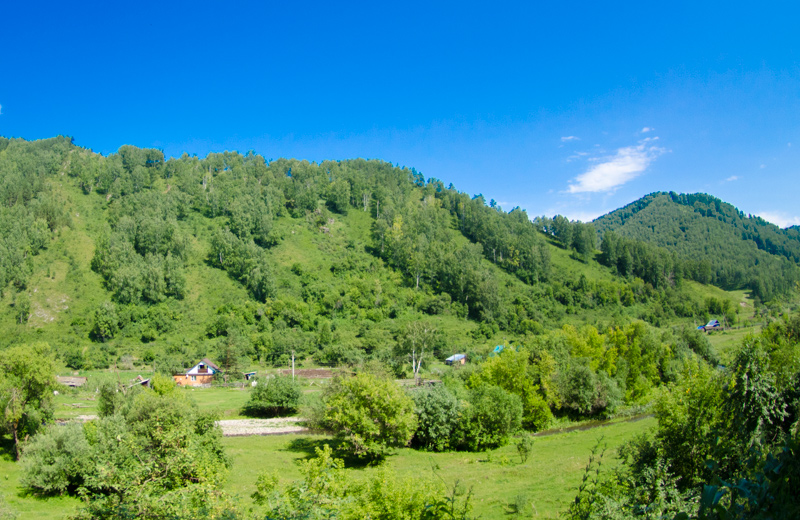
(594, 191, 800, 300)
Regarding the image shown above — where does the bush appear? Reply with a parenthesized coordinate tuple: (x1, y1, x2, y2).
(61, 345, 86, 370)
(254, 445, 472, 520)
(455, 385, 522, 451)
(411, 384, 461, 451)
(559, 363, 597, 415)
(242, 375, 302, 417)
(20, 423, 91, 494)
(468, 347, 553, 431)
(559, 363, 621, 416)
(322, 372, 417, 458)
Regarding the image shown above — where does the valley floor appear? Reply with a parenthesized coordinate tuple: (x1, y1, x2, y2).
(0, 416, 656, 519)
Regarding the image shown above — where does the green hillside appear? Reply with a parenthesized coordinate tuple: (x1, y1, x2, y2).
(3, 136, 800, 520)
(593, 191, 800, 301)
(0, 136, 766, 373)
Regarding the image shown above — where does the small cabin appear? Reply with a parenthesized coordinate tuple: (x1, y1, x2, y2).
(173, 358, 221, 387)
(56, 376, 87, 388)
(445, 354, 466, 366)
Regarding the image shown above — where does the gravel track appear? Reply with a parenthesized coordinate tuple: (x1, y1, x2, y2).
(217, 417, 308, 436)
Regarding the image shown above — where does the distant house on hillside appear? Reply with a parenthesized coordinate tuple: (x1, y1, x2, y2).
(173, 358, 220, 387)
(445, 354, 466, 366)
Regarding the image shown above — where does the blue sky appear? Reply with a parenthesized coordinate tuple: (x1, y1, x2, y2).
(1, 1, 799, 226)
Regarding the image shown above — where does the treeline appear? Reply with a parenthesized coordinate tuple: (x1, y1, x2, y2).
(0, 137, 765, 377)
(534, 214, 597, 261)
(441, 192, 552, 284)
(91, 191, 188, 304)
(594, 191, 800, 301)
(0, 137, 72, 299)
(599, 231, 683, 289)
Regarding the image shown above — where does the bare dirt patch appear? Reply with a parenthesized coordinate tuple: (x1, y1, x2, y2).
(217, 417, 308, 436)
(277, 368, 333, 379)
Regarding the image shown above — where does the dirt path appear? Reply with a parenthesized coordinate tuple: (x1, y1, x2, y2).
(217, 417, 308, 436)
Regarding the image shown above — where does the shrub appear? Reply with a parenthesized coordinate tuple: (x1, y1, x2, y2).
(254, 445, 471, 520)
(468, 348, 553, 431)
(242, 375, 302, 417)
(559, 363, 597, 415)
(322, 372, 417, 458)
(455, 385, 522, 451)
(559, 363, 621, 416)
(516, 435, 534, 463)
(61, 345, 86, 370)
(411, 384, 461, 451)
(20, 423, 91, 494)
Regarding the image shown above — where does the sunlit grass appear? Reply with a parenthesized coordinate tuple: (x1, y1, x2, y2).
(222, 416, 656, 519)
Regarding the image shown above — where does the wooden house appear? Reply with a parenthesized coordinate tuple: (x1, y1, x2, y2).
(445, 354, 466, 366)
(173, 358, 220, 387)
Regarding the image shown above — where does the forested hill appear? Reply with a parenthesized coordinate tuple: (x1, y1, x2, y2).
(0, 136, 781, 374)
(593, 191, 800, 301)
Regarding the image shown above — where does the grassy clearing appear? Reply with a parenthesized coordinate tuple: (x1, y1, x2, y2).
(180, 386, 252, 419)
(0, 441, 81, 520)
(0, 411, 655, 519)
(222, 416, 656, 519)
(706, 326, 761, 365)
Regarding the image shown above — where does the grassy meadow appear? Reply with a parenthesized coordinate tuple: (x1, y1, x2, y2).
(222, 417, 655, 519)
(0, 416, 655, 520)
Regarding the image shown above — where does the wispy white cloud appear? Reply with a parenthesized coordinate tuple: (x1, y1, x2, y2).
(567, 138, 665, 194)
(562, 210, 606, 223)
(566, 151, 589, 162)
(757, 211, 800, 229)
(725, 175, 739, 182)
(760, 164, 766, 169)
(641, 127, 653, 133)
(561, 136, 580, 142)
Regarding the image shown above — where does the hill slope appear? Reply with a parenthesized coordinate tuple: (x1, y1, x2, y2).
(0, 137, 766, 373)
(594, 191, 800, 301)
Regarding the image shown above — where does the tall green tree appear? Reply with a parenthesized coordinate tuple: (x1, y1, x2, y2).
(0, 342, 57, 458)
(322, 372, 417, 458)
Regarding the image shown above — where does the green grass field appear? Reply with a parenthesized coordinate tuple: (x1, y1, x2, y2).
(221, 416, 656, 519)
(0, 415, 655, 519)
(705, 326, 761, 365)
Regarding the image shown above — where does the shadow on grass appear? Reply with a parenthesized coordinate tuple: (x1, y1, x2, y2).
(284, 436, 381, 469)
(240, 405, 300, 419)
(0, 434, 16, 462)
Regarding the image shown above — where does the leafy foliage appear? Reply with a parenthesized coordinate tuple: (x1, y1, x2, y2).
(468, 348, 552, 431)
(594, 191, 800, 301)
(411, 384, 462, 452)
(242, 375, 302, 417)
(321, 372, 418, 458)
(565, 315, 800, 520)
(455, 385, 522, 451)
(0, 342, 57, 459)
(20, 382, 232, 519)
(19, 423, 91, 494)
(253, 444, 475, 520)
